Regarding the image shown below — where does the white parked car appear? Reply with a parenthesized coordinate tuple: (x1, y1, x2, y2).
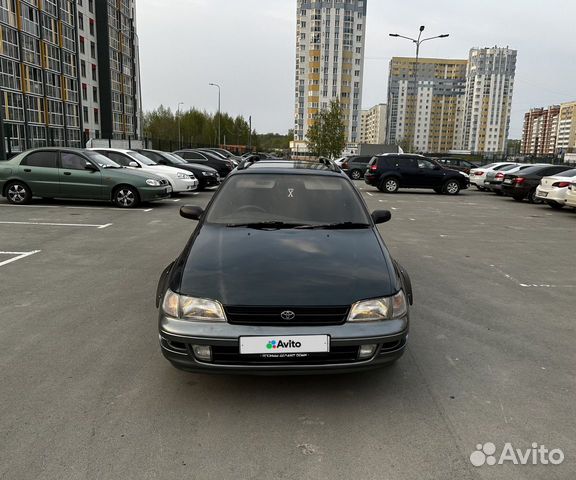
(536, 168, 576, 209)
(90, 148, 198, 193)
(565, 181, 576, 209)
(469, 162, 518, 190)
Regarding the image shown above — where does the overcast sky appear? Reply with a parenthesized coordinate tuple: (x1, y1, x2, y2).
(138, 0, 576, 138)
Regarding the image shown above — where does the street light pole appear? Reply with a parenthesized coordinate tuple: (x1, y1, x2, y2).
(209, 83, 221, 147)
(177, 102, 184, 149)
(389, 27, 449, 151)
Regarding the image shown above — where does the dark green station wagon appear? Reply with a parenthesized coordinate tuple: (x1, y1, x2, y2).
(0, 148, 171, 208)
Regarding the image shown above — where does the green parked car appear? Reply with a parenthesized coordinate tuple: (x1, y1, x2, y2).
(0, 148, 172, 208)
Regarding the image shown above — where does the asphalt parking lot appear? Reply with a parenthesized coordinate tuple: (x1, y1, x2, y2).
(0, 184, 574, 480)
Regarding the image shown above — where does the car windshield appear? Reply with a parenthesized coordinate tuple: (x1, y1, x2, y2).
(84, 151, 121, 168)
(553, 168, 576, 177)
(206, 174, 370, 226)
(160, 152, 186, 164)
(500, 164, 520, 171)
(128, 151, 157, 165)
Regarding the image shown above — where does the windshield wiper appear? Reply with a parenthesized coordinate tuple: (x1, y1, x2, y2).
(295, 222, 371, 230)
(226, 221, 312, 230)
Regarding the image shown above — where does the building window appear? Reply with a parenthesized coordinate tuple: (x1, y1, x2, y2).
(88, 0, 93, 13)
(90, 41, 96, 59)
(94, 108, 99, 124)
(81, 60, 86, 78)
(83, 106, 89, 122)
(78, 12, 84, 30)
(92, 86, 97, 102)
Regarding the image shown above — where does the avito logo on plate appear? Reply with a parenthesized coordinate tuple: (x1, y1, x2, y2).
(470, 442, 564, 467)
(267, 339, 303, 350)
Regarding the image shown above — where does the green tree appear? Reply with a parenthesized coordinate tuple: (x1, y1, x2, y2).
(397, 136, 413, 153)
(306, 100, 347, 158)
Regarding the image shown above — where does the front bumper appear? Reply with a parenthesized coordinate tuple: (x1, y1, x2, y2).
(139, 186, 171, 202)
(171, 178, 198, 193)
(159, 315, 408, 374)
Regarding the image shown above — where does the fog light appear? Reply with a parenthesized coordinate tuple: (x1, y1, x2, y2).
(192, 345, 212, 361)
(358, 344, 377, 359)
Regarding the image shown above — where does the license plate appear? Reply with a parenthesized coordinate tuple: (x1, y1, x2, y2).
(484, 181, 490, 185)
(504, 179, 513, 184)
(539, 191, 548, 197)
(240, 335, 329, 355)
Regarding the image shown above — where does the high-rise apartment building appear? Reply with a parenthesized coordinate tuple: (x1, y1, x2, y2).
(0, 0, 141, 154)
(292, 0, 367, 153)
(521, 106, 560, 156)
(359, 103, 386, 144)
(556, 101, 576, 153)
(459, 47, 517, 154)
(0, 0, 82, 151)
(386, 57, 467, 153)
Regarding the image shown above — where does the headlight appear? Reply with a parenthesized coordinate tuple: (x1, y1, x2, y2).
(146, 179, 161, 186)
(162, 289, 226, 322)
(177, 173, 191, 179)
(201, 172, 212, 176)
(347, 291, 407, 322)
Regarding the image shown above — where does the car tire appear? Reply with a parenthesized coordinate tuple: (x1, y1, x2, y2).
(528, 189, 542, 204)
(379, 177, 399, 194)
(5, 181, 32, 205)
(547, 201, 564, 210)
(443, 180, 461, 195)
(113, 185, 140, 208)
(350, 169, 363, 180)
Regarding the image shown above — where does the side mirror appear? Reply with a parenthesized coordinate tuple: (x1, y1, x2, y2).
(85, 162, 98, 172)
(371, 210, 392, 225)
(180, 205, 204, 221)
(128, 161, 139, 167)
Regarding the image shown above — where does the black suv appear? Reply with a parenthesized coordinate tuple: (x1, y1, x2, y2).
(365, 154, 469, 195)
(156, 158, 413, 374)
(342, 155, 374, 180)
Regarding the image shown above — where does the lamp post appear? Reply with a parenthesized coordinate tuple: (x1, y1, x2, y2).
(177, 102, 184, 149)
(389, 26, 449, 150)
(209, 83, 221, 147)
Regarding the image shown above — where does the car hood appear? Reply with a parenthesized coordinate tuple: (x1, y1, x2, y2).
(176, 225, 395, 306)
(104, 167, 164, 181)
(143, 165, 191, 177)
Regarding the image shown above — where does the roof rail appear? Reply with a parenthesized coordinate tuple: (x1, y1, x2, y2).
(317, 156, 340, 172)
(237, 154, 262, 170)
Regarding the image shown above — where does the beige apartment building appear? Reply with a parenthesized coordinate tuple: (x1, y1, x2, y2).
(556, 101, 576, 152)
(521, 106, 560, 155)
(360, 104, 387, 144)
(386, 57, 467, 153)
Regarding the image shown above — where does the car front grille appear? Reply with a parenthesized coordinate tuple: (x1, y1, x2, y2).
(211, 345, 359, 365)
(224, 306, 350, 326)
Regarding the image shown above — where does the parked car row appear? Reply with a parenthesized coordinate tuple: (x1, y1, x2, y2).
(0, 147, 226, 208)
(471, 161, 576, 210)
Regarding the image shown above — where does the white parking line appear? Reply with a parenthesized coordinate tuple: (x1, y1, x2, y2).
(0, 250, 41, 267)
(0, 221, 113, 229)
(0, 204, 151, 212)
(365, 192, 373, 197)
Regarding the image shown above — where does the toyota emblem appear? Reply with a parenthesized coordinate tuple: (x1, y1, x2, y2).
(280, 310, 296, 321)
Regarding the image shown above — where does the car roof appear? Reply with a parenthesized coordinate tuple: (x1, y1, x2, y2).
(232, 160, 344, 177)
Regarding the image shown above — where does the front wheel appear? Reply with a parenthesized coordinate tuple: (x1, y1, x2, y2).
(443, 180, 461, 195)
(379, 177, 399, 193)
(6, 181, 32, 205)
(350, 169, 363, 180)
(113, 185, 140, 208)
